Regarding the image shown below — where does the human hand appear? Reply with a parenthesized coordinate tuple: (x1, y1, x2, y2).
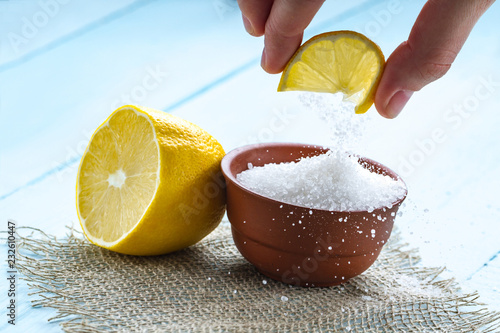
(237, 0, 325, 74)
(238, 0, 495, 118)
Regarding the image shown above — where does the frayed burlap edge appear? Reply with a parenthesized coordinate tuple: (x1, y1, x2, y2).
(14, 223, 500, 333)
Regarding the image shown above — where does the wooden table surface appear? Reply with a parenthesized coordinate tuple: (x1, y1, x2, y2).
(1, 1, 499, 331)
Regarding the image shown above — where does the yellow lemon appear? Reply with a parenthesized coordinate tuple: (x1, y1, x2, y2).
(278, 30, 385, 114)
(76, 105, 226, 255)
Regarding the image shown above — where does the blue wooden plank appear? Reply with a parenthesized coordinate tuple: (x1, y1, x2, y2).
(0, 0, 156, 71)
(1, 1, 500, 331)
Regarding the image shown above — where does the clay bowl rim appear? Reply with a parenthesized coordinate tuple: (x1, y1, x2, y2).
(221, 142, 408, 214)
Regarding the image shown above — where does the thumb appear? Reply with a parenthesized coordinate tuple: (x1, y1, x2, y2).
(375, 0, 495, 118)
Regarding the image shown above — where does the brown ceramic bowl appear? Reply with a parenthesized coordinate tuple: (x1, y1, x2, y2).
(221, 142, 407, 287)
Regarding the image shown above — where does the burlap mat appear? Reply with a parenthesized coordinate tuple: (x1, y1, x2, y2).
(16, 222, 500, 332)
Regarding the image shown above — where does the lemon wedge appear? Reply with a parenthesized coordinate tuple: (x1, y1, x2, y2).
(278, 30, 385, 114)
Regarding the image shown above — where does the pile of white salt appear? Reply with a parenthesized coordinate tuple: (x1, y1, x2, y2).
(237, 150, 406, 212)
(236, 92, 406, 212)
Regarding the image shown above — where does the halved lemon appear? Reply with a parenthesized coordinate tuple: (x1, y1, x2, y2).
(76, 105, 226, 255)
(278, 30, 385, 114)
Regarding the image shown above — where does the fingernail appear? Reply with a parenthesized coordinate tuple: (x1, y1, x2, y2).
(386, 90, 413, 118)
(242, 15, 254, 35)
(261, 47, 267, 70)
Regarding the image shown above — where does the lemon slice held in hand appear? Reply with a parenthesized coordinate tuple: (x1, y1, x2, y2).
(77, 105, 226, 255)
(278, 30, 385, 114)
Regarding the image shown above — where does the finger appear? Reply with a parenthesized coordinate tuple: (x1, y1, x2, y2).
(237, 0, 274, 36)
(375, 0, 495, 118)
(262, 0, 325, 74)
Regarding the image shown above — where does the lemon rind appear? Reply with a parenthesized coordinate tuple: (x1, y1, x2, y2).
(278, 30, 385, 114)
